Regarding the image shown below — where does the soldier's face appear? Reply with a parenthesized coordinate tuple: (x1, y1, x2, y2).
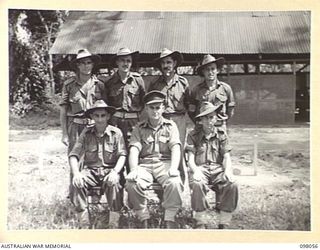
(116, 55, 132, 73)
(146, 102, 164, 120)
(160, 56, 177, 77)
(90, 109, 110, 129)
(77, 58, 94, 75)
(200, 112, 218, 131)
(202, 63, 218, 81)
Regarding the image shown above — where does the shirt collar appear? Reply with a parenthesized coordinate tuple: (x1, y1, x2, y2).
(160, 73, 179, 88)
(90, 125, 113, 137)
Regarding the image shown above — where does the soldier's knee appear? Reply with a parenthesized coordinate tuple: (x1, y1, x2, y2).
(125, 181, 136, 193)
(164, 176, 183, 190)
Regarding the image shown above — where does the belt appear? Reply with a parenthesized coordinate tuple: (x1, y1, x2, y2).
(113, 111, 139, 119)
(163, 112, 185, 117)
(73, 118, 90, 125)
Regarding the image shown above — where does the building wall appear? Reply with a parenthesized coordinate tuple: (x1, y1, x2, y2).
(143, 74, 296, 125)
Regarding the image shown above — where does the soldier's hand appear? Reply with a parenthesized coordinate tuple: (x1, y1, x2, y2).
(192, 168, 205, 182)
(61, 134, 69, 146)
(72, 172, 85, 188)
(104, 170, 119, 186)
(126, 170, 138, 181)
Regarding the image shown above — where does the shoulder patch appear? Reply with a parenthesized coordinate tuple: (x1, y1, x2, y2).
(177, 75, 189, 87)
(218, 81, 232, 90)
(162, 118, 175, 126)
(108, 125, 122, 134)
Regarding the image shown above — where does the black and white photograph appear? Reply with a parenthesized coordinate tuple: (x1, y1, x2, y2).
(7, 8, 312, 234)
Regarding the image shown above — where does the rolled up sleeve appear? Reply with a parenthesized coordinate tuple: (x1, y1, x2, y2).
(220, 135, 232, 155)
(69, 129, 85, 159)
(60, 83, 69, 106)
(167, 122, 181, 149)
(117, 132, 128, 157)
(129, 126, 142, 152)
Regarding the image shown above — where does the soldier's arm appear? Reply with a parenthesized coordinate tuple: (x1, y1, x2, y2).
(225, 84, 236, 118)
(60, 105, 68, 142)
(60, 82, 69, 145)
(113, 132, 127, 173)
(168, 123, 181, 174)
(185, 132, 198, 172)
(185, 133, 205, 181)
(220, 133, 234, 181)
(128, 126, 142, 173)
(129, 146, 140, 173)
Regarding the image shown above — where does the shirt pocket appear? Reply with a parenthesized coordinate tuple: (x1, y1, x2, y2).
(109, 87, 123, 104)
(127, 86, 141, 108)
(159, 135, 170, 153)
(85, 143, 98, 163)
(103, 141, 117, 164)
(169, 89, 184, 110)
(141, 136, 155, 156)
(215, 91, 228, 103)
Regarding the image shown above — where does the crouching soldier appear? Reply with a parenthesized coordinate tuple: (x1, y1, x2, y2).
(185, 102, 238, 229)
(125, 91, 184, 229)
(68, 100, 127, 228)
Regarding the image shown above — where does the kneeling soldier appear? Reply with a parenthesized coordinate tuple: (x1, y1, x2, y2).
(126, 91, 183, 229)
(185, 102, 238, 229)
(69, 100, 127, 228)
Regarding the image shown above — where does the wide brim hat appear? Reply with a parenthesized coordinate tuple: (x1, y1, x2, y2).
(143, 90, 166, 105)
(110, 47, 140, 68)
(196, 54, 225, 76)
(153, 48, 183, 69)
(70, 49, 101, 70)
(195, 102, 223, 119)
(85, 100, 116, 117)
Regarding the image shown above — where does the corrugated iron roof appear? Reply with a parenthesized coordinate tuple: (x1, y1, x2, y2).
(49, 11, 310, 55)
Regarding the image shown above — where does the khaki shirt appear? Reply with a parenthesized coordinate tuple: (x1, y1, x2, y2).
(129, 118, 181, 161)
(189, 80, 235, 119)
(149, 74, 190, 114)
(185, 127, 231, 166)
(60, 76, 106, 116)
(105, 72, 145, 112)
(78, 75, 108, 111)
(69, 125, 127, 168)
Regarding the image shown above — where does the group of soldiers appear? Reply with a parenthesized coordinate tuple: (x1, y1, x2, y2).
(60, 47, 238, 229)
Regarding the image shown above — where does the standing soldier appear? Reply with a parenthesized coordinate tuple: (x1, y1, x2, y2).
(185, 102, 238, 229)
(105, 47, 146, 151)
(60, 49, 106, 199)
(69, 100, 127, 228)
(189, 54, 236, 131)
(149, 48, 191, 180)
(60, 48, 106, 153)
(126, 91, 184, 229)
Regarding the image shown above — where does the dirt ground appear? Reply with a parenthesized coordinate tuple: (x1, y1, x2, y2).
(7, 125, 310, 230)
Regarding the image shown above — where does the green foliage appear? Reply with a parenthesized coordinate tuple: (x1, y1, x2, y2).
(9, 9, 67, 116)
